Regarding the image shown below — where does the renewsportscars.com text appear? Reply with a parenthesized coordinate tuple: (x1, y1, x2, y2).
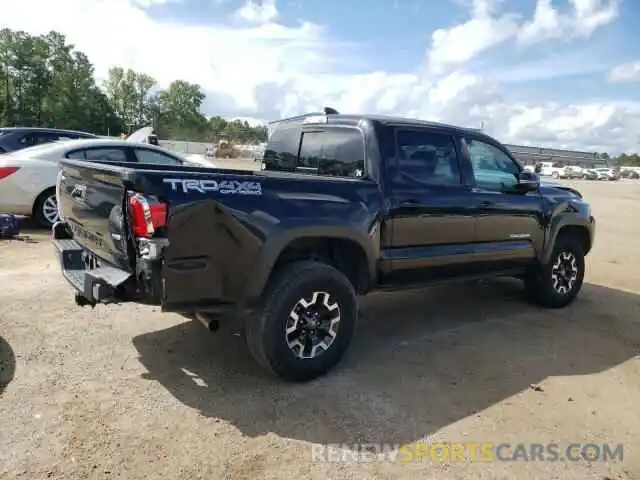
(310, 442, 624, 463)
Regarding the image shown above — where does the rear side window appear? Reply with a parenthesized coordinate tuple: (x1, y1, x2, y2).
(67, 148, 128, 162)
(133, 148, 183, 165)
(394, 129, 461, 186)
(298, 129, 365, 177)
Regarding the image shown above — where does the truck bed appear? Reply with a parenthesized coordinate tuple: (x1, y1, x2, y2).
(55, 158, 381, 310)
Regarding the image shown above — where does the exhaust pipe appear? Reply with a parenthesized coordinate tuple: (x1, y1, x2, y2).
(195, 312, 220, 332)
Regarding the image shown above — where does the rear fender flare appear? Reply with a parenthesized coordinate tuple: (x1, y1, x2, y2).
(243, 226, 377, 303)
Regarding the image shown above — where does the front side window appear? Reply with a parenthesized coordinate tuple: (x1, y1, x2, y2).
(19, 134, 36, 147)
(465, 137, 520, 191)
(394, 129, 461, 186)
(133, 148, 183, 165)
(19, 132, 64, 146)
(298, 128, 365, 177)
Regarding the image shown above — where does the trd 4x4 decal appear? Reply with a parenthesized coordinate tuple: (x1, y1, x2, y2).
(163, 178, 262, 195)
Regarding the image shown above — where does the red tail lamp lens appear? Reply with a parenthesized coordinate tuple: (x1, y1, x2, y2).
(128, 193, 167, 238)
(0, 166, 19, 180)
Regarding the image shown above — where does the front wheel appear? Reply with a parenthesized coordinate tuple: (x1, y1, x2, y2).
(524, 236, 585, 308)
(246, 261, 358, 382)
(33, 188, 59, 228)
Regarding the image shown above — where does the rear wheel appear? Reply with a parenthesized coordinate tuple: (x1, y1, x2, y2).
(246, 261, 358, 382)
(33, 188, 59, 228)
(524, 235, 585, 308)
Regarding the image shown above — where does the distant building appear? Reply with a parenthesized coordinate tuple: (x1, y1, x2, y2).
(504, 144, 602, 168)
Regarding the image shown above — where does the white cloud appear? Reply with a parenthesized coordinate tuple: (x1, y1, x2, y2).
(518, 0, 619, 44)
(427, 0, 520, 73)
(1, 0, 637, 154)
(609, 61, 640, 83)
(131, 0, 182, 7)
(426, 0, 619, 70)
(234, 0, 278, 24)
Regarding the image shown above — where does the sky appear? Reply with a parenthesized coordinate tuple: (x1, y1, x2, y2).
(2, 0, 640, 153)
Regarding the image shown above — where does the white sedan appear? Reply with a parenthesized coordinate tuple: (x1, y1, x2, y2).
(0, 137, 215, 228)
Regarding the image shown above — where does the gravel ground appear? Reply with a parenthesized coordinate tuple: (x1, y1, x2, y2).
(1, 176, 639, 479)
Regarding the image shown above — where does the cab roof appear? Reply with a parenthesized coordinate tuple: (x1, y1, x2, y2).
(0, 127, 96, 136)
(268, 110, 484, 136)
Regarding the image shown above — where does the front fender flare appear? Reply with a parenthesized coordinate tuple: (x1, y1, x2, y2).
(541, 213, 595, 264)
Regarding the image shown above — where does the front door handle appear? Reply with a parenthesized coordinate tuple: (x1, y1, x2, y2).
(478, 200, 494, 207)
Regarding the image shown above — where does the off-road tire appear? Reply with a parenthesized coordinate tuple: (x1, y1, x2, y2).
(524, 235, 585, 308)
(33, 188, 58, 229)
(245, 261, 358, 382)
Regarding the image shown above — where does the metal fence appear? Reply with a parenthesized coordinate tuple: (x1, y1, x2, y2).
(157, 140, 263, 158)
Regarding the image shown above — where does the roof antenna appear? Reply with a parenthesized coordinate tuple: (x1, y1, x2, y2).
(324, 107, 339, 115)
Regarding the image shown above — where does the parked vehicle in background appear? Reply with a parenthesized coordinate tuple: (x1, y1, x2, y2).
(214, 134, 239, 159)
(593, 167, 619, 181)
(541, 162, 569, 179)
(0, 127, 98, 154)
(582, 169, 599, 180)
(565, 166, 585, 179)
(620, 168, 640, 179)
(0, 132, 211, 228)
(52, 109, 596, 382)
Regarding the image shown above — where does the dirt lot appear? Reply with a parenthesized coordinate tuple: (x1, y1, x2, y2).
(1, 175, 639, 480)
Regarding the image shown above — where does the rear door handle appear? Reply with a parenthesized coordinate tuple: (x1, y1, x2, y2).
(478, 200, 494, 207)
(399, 199, 421, 207)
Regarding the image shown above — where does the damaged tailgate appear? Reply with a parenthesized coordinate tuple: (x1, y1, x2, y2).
(54, 160, 135, 303)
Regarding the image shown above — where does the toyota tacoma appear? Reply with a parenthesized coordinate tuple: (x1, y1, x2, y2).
(52, 109, 595, 382)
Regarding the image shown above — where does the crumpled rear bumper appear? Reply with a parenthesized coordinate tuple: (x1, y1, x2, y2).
(52, 222, 132, 306)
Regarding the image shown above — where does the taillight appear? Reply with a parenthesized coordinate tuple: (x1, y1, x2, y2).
(0, 166, 19, 180)
(128, 193, 167, 238)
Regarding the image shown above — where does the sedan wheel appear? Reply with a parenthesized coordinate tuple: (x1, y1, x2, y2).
(34, 190, 59, 228)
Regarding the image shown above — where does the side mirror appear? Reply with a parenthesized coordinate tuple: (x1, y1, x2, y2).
(517, 170, 540, 192)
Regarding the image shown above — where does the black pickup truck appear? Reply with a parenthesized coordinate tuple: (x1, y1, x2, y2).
(52, 110, 595, 382)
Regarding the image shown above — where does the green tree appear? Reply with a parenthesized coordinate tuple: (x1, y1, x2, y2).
(0, 29, 121, 134)
(207, 115, 267, 144)
(155, 79, 208, 140)
(104, 66, 156, 132)
(0, 27, 272, 142)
